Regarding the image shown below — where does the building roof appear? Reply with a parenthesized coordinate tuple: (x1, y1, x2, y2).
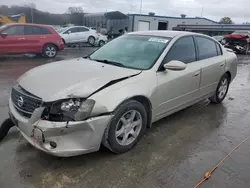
(128, 14, 218, 24)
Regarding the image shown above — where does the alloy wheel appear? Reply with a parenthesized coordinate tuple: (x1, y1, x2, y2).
(115, 110, 142, 146)
(218, 78, 228, 99)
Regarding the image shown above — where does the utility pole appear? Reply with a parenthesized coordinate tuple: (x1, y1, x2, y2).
(201, 7, 204, 17)
(140, 0, 142, 15)
(31, 6, 34, 23)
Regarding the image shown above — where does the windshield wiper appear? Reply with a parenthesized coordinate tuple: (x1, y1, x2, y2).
(92, 59, 126, 67)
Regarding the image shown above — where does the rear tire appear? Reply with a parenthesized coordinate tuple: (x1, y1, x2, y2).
(210, 74, 230, 104)
(245, 44, 249, 55)
(42, 44, 57, 58)
(104, 100, 147, 154)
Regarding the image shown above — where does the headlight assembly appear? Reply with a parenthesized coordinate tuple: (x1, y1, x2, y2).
(47, 98, 95, 121)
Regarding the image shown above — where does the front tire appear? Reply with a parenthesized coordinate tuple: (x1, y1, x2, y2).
(0, 118, 15, 142)
(210, 74, 230, 104)
(99, 40, 105, 47)
(105, 100, 147, 154)
(88, 36, 95, 46)
(42, 44, 57, 58)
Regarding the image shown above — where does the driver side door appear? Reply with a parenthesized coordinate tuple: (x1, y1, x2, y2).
(155, 36, 201, 120)
(0, 25, 25, 54)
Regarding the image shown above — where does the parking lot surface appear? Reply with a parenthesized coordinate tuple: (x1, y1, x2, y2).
(1, 48, 250, 188)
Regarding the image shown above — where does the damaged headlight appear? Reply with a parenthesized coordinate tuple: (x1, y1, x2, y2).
(47, 98, 95, 121)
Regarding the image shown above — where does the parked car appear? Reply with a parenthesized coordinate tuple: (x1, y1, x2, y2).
(9, 31, 237, 157)
(222, 31, 250, 54)
(58, 26, 99, 46)
(96, 33, 107, 46)
(0, 23, 64, 58)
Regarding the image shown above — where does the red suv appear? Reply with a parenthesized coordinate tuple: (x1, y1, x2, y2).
(0, 23, 64, 58)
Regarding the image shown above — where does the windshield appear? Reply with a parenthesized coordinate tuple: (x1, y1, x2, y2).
(89, 35, 170, 70)
(57, 27, 69, 33)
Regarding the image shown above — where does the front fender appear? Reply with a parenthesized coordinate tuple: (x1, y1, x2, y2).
(89, 71, 158, 116)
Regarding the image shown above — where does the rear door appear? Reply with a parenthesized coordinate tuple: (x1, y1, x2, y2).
(0, 25, 25, 54)
(194, 36, 225, 97)
(24, 26, 52, 53)
(24, 26, 42, 53)
(78, 27, 91, 42)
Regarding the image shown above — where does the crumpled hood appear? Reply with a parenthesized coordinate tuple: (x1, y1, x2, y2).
(18, 58, 141, 101)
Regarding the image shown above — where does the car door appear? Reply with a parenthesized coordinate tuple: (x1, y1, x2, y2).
(194, 36, 226, 97)
(0, 25, 25, 54)
(78, 27, 90, 42)
(155, 36, 201, 119)
(23, 26, 43, 53)
(62, 27, 78, 43)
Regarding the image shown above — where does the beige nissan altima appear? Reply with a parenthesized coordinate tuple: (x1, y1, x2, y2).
(9, 31, 237, 157)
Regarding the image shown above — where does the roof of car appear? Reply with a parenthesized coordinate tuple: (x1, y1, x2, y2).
(128, 30, 202, 38)
(4, 23, 53, 28)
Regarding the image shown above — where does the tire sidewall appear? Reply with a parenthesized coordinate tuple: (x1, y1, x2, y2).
(88, 36, 95, 45)
(43, 44, 57, 58)
(215, 74, 230, 103)
(107, 100, 147, 153)
(99, 40, 105, 47)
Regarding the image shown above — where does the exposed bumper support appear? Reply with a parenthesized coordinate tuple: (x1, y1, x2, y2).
(9, 98, 113, 157)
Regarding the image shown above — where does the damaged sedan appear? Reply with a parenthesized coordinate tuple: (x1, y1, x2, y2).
(222, 30, 250, 54)
(9, 31, 237, 157)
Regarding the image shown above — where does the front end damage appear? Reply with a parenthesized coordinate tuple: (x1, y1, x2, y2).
(9, 98, 113, 157)
(222, 34, 250, 54)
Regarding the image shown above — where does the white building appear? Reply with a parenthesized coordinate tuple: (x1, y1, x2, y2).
(128, 13, 218, 32)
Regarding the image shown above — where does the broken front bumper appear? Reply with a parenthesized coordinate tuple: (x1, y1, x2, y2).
(9, 98, 112, 157)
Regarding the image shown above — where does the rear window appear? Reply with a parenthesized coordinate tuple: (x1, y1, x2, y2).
(25, 26, 52, 35)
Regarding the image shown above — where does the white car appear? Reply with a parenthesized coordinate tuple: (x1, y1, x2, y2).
(96, 34, 108, 47)
(58, 26, 99, 45)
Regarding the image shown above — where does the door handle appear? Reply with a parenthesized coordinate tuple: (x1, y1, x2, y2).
(193, 71, 200, 76)
(220, 63, 225, 67)
(40, 36, 46, 39)
(18, 37, 25, 40)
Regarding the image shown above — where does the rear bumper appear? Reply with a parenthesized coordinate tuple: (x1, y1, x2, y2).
(9, 98, 112, 157)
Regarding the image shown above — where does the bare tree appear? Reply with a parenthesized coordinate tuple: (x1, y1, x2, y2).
(67, 6, 84, 25)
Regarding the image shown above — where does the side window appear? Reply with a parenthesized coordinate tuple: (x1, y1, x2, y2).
(215, 42, 223, 55)
(69, 28, 78, 33)
(195, 36, 218, 60)
(78, 27, 89, 32)
(3, 26, 24, 35)
(163, 36, 196, 64)
(25, 26, 52, 35)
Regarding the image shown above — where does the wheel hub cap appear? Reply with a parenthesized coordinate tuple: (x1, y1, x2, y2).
(115, 110, 142, 146)
(218, 78, 228, 99)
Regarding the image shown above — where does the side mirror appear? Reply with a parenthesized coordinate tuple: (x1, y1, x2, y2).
(163, 60, 186, 71)
(0, 33, 8, 37)
(67, 31, 71, 34)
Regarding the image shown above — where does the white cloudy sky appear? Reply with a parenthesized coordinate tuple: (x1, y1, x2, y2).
(1, 0, 250, 23)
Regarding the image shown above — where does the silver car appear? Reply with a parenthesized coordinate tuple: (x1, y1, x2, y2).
(9, 31, 237, 157)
